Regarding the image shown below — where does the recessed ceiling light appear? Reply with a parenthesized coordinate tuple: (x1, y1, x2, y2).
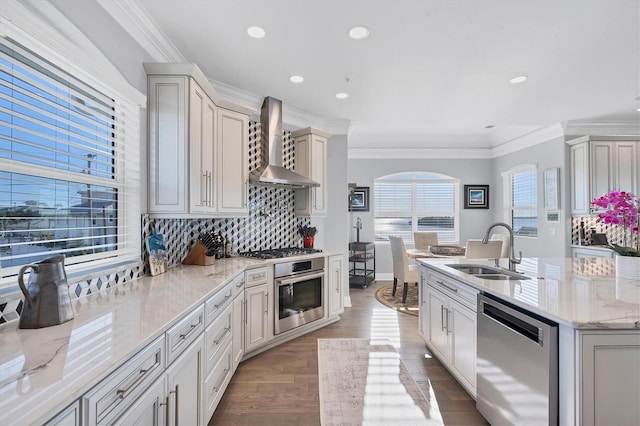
(348, 26, 370, 40)
(510, 75, 528, 84)
(247, 26, 266, 39)
(485, 125, 495, 129)
(336, 92, 349, 99)
(289, 75, 304, 83)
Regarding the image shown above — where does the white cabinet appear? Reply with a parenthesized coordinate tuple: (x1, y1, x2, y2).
(292, 127, 330, 217)
(165, 333, 203, 426)
(327, 254, 345, 317)
(571, 246, 614, 258)
(579, 331, 640, 426)
(244, 267, 273, 354)
(145, 63, 253, 217)
(420, 267, 478, 397)
(232, 287, 245, 370)
(568, 136, 639, 215)
(216, 108, 249, 216)
(46, 401, 80, 426)
(113, 377, 165, 426)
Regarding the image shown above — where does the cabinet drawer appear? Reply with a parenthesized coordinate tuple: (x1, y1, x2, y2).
(82, 336, 165, 426)
(166, 306, 205, 365)
(204, 304, 232, 375)
(427, 270, 477, 309)
(245, 267, 268, 288)
(204, 340, 233, 421)
(205, 281, 234, 326)
(231, 272, 245, 297)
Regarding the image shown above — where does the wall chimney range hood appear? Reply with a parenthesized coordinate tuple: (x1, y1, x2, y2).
(249, 97, 320, 189)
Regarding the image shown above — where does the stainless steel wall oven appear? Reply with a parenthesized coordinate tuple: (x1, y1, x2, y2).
(274, 256, 325, 335)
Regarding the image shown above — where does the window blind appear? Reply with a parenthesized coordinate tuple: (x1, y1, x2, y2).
(511, 167, 538, 236)
(0, 36, 141, 281)
(374, 173, 458, 243)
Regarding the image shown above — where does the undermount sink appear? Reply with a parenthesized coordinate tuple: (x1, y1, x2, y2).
(446, 264, 530, 280)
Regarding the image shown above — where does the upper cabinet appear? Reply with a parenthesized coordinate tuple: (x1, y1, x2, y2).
(145, 63, 255, 218)
(292, 127, 330, 217)
(568, 136, 639, 215)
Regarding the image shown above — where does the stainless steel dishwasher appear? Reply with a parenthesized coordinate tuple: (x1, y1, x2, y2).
(477, 293, 558, 425)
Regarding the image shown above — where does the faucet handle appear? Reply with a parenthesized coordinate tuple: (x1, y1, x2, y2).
(513, 250, 522, 265)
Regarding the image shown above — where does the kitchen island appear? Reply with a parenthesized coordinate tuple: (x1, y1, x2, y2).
(418, 256, 640, 426)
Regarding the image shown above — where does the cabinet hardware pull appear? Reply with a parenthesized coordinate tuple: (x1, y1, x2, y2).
(116, 366, 153, 399)
(436, 280, 458, 293)
(159, 395, 170, 426)
(170, 385, 178, 426)
(243, 299, 248, 324)
(214, 292, 232, 308)
(179, 323, 198, 340)
(445, 308, 451, 334)
(236, 280, 244, 288)
(213, 367, 230, 392)
(264, 293, 268, 315)
(208, 172, 213, 207)
(441, 305, 446, 331)
(335, 270, 340, 293)
(202, 171, 208, 204)
(214, 326, 231, 345)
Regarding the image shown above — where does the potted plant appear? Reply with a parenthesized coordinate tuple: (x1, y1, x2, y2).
(298, 225, 317, 248)
(591, 191, 639, 280)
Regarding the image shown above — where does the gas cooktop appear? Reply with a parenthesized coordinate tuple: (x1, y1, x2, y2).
(238, 247, 323, 259)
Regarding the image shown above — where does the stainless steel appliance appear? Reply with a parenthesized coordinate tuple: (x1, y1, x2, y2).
(274, 256, 325, 335)
(477, 293, 558, 425)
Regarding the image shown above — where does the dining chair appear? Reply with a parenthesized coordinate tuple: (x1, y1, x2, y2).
(413, 231, 439, 251)
(388, 235, 419, 303)
(465, 239, 503, 259)
(490, 233, 510, 258)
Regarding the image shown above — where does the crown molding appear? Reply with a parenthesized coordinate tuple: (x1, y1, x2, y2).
(348, 147, 493, 160)
(97, 0, 185, 62)
(490, 124, 565, 157)
(563, 119, 640, 137)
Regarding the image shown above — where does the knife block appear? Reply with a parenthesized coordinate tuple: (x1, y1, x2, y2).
(182, 241, 216, 266)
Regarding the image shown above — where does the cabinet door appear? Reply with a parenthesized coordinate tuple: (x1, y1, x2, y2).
(165, 334, 203, 426)
(189, 80, 216, 214)
(232, 291, 245, 370)
(216, 108, 248, 215)
(570, 142, 590, 215)
(310, 134, 327, 215)
(425, 285, 448, 361)
(448, 298, 477, 397)
(328, 255, 345, 317)
(614, 141, 637, 195)
(113, 377, 165, 426)
(46, 401, 81, 426)
(148, 76, 188, 213)
(591, 141, 614, 200)
(245, 284, 272, 353)
(580, 332, 640, 426)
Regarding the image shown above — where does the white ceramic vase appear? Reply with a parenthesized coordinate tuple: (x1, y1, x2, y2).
(615, 254, 640, 281)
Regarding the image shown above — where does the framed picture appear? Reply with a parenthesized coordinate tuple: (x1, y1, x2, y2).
(349, 186, 369, 211)
(464, 185, 489, 209)
(544, 168, 560, 210)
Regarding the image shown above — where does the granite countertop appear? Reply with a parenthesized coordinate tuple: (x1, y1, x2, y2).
(0, 256, 265, 425)
(418, 257, 640, 329)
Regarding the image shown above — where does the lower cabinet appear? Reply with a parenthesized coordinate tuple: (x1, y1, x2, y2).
(245, 282, 273, 353)
(166, 334, 204, 426)
(420, 267, 478, 397)
(232, 289, 245, 370)
(113, 376, 165, 426)
(567, 330, 640, 426)
(45, 401, 81, 426)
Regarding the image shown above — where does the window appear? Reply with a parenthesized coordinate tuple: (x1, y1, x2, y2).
(504, 165, 538, 237)
(374, 172, 459, 243)
(0, 36, 140, 283)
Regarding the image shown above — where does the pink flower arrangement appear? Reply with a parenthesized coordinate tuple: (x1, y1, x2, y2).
(591, 191, 640, 256)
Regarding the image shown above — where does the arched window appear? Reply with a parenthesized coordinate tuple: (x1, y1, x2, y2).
(374, 172, 459, 243)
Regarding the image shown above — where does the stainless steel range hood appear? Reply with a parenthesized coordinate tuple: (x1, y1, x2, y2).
(249, 97, 320, 189)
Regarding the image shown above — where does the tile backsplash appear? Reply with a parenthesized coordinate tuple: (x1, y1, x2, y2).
(0, 122, 311, 324)
(571, 215, 638, 248)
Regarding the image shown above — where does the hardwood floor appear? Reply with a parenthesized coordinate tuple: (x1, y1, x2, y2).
(209, 280, 488, 425)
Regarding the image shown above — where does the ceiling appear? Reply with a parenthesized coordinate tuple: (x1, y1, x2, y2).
(115, 0, 639, 150)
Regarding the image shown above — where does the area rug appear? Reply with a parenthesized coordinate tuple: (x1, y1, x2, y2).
(318, 338, 440, 425)
(375, 282, 419, 317)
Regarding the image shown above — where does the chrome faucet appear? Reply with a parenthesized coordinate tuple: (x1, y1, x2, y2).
(482, 222, 522, 272)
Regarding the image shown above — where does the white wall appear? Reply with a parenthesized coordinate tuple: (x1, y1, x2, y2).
(492, 136, 570, 258)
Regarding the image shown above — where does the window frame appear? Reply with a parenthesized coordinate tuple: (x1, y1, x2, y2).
(0, 16, 143, 286)
(502, 164, 538, 238)
(374, 172, 460, 244)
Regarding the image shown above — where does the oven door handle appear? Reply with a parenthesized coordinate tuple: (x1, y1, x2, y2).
(276, 271, 325, 286)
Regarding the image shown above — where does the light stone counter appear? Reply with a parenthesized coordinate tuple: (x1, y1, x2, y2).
(418, 257, 640, 329)
(0, 256, 265, 425)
